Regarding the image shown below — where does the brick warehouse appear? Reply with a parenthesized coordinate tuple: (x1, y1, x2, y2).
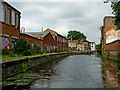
(44, 28, 68, 52)
(102, 16, 120, 59)
(21, 33, 43, 49)
(26, 32, 57, 52)
(0, 1, 21, 50)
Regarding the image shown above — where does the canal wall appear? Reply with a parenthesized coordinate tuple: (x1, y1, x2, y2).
(102, 51, 120, 61)
(2, 53, 69, 80)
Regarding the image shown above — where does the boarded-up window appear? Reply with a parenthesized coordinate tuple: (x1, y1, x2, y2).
(12, 10, 15, 25)
(16, 14, 19, 27)
(6, 8, 10, 25)
(0, 4, 5, 22)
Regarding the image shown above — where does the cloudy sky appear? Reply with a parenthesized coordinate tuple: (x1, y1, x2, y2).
(5, 0, 114, 44)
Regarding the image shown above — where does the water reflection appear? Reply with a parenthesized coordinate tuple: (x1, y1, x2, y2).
(102, 58, 120, 88)
(30, 55, 104, 88)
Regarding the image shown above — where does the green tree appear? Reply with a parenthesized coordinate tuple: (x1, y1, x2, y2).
(67, 30, 86, 40)
(97, 26, 104, 54)
(104, 0, 120, 30)
(14, 38, 32, 56)
(97, 43, 102, 54)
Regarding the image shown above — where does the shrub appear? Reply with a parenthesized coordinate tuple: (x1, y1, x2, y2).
(14, 38, 32, 56)
(55, 48, 57, 52)
(2, 49, 9, 55)
(105, 48, 109, 57)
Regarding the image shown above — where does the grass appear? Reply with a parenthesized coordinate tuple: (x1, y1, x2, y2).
(1, 51, 70, 62)
(102, 55, 120, 62)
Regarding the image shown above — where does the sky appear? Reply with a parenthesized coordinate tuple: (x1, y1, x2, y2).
(5, 0, 114, 44)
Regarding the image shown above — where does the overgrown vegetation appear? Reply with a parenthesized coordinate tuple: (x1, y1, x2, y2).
(105, 48, 109, 57)
(14, 38, 32, 56)
(97, 26, 104, 54)
(2, 38, 43, 58)
(97, 43, 102, 54)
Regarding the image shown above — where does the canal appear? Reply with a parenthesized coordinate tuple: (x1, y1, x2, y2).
(3, 54, 120, 89)
(29, 54, 120, 89)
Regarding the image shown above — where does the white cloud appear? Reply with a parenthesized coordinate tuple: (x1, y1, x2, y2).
(55, 25, 70, 36)
(4, 1, 114, 44)
(5, 0, 104, 2)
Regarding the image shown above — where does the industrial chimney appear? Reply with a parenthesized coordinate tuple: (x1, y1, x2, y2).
(41, 27, 43, 32)
(21, 27, 25, 33)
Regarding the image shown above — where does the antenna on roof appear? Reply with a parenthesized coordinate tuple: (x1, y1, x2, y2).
(41, 27, 43, 32)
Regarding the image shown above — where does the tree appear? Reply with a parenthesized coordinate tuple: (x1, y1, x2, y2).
(97, 26, 104, 54)
(67, 30, 86, 40)
(97, 43, 102, 54)
(104, 0, 120, 30)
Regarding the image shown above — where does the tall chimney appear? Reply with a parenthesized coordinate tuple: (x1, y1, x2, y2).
(71, 36, 72, 42)
(41, 27, 43, 32)
(21, 27, 25, 33)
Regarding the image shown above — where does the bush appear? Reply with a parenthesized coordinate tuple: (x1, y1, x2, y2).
(97, 43, 102, 54)
(55, 48, 57, 52)
(14, 38, 32, 56)
(105, 48, 109, 57)
(2, 49, 9, 55)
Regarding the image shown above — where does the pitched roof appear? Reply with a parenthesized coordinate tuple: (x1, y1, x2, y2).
(46, 28, 58, 34)
(26, 32, 50, 39)
(45, 28, 66, 38)
(3, 1, 21, 14)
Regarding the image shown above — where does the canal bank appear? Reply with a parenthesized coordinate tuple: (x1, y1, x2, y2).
(2, 52, 93, 89)
(2, 53, 69, 80)
(2, 51, 93, 80)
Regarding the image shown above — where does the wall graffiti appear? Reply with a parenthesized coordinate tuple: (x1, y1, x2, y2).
(2, 37, 9, 49)
(106, 29, 120, 44)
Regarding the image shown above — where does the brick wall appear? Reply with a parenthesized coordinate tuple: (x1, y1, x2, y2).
(106, 40, 120, 51)
(21, 34, 43, 47)
(102, 16, 120, 59)
(43, 33, 57, 52)
(44, 29, 68, 52)
(1, 2, 21, 50)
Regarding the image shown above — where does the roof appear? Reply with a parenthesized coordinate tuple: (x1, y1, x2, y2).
(47, 28, 58, 34)
(2, 1, 21, 14)
(45, 28, 66, 38)
(21, 33, 42, 40)
(104, 16, 115, 18)
(26, 32, 50, 39)
(72, 40, 78, 44)
(63, 36, 69, 40)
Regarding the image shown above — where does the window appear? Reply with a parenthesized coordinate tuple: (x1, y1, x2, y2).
(6, 7, 10, 25)
(84, 44, 87, 47)
(16, 14, 19, 28)
(12, 39, 17, 49)
(1, 4, 5, 22)
(12, 10, 15, 25)
(80, 45, 82, 47)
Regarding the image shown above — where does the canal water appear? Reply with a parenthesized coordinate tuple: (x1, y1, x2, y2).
(30, 55, 105, 88)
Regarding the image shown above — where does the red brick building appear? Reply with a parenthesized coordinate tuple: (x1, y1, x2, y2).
(102, 16, 120, 59)
(77, 39, 90, 51)
(44, 28, 68, 52)
(21, 33, 43, 49)
(26, 32, 57, 52)
(0, 1, 21, 50)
